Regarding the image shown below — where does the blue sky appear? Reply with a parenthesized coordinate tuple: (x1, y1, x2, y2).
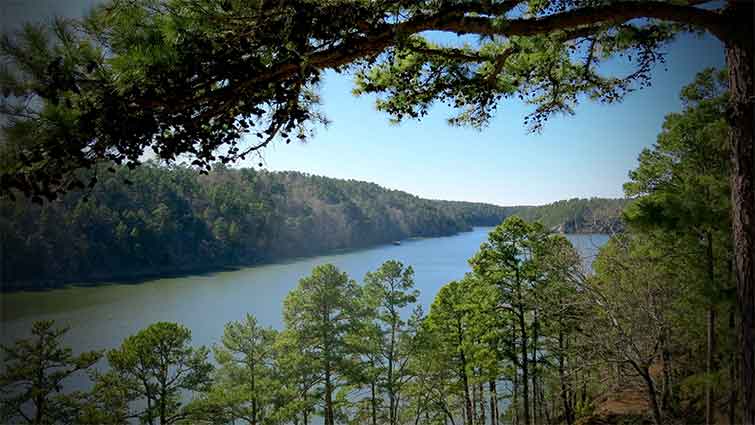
(256, 33, 724, 205)
(2, 1, 726, 206)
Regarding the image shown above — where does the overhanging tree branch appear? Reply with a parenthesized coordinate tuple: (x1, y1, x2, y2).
(143, 1, 726, 118)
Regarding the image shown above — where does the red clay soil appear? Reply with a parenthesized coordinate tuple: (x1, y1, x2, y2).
(575, 387, 653, 425)
(595, 388, 651, 417)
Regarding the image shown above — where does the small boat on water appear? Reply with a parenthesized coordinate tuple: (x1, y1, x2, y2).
(392, 240, 401, 246)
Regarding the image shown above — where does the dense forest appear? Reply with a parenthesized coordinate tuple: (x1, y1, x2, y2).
(511, 198, 627, 234)
(0, 164, 621, 290)
(0, 165, 491, 289)
(1, 205, 738, 425)
(0, 69, 742, 425)
(1, 0, 752, 421)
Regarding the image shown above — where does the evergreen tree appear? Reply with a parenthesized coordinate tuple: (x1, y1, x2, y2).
(96, 322, 213, 425)
(282, 264, 364, 425)
(361, 260, 420, 425)
(425, 277, 478, 425)
(0, 320, 101, 425)
(618, 67, 737, 424)
(191, 314, 279, 425)
(1, 3, 753, 417)
(470, 217, 549, 425)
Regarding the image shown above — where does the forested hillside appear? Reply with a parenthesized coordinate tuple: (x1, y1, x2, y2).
(0, 162, 626, 290)
(0, 0, 751, 418)
(510, 197, 627, 234)
(0, 164, 510, 289)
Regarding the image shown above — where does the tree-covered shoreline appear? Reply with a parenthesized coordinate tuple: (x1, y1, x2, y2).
(0, 68, 742, 420)
(0, 165, 622, 291)
(0, 164, 486, 290)
(505, 198, 627, 235)
(2, 0, 753, 420)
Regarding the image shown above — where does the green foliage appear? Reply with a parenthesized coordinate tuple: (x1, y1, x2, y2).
(270, 328, 321, 425)
(425, 277, 473, 384)
(283, 264, 365, 425)
(581, 68, 737, 424)
(0, 66, 745, 424)
(0, 164, 511, 290)
(96, 322, 213, 425)
(573, 398, 595, 420)
(192, 314, 279, 425)
(0, 0, 712, 200)
(510, 197, 628, 233)
(588, 232, 704, 423)
(624, 67, 729, 235)
(471, 215, 549, 282)
(303, 261, 431, 425)
(359, 260, 422, 425)
(467, 216, 585, 424)
(622, 67, 731, 303)
(0, 160, 626, 292)
(0, 320, 101, 425)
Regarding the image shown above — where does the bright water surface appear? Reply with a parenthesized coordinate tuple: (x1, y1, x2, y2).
(1, 229, 608, 369)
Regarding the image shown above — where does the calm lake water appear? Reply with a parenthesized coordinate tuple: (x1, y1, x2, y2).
(0, 229, 608, 372)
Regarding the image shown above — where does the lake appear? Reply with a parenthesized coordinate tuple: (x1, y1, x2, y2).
(0, 228, 608, 367)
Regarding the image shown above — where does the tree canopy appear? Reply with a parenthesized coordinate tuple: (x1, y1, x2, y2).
(0, 161, 622, 290)
(0, 321, 101, 425)
(1, 0, 752, 422)
(0, 0, 738, 200)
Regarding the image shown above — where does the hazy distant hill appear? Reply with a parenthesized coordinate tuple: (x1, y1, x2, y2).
(507, 197, 627, 234)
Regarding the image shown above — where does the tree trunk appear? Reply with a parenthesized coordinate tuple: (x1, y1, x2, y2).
(518, 276, 531, 425)
(571, 368, 578, 417)
(724, 2, 755, 423)
(472, 376, 479, 422)
(462, 359, 474, 425)
(489, 380, 498, 425)
(520, 308, 530, 425)
(730, 306, 740, 425)
(34, 394, 44, 425)
(706, 305, 717, 425)
(541, 385, 551, 425)
(389, 318, 397, 425)
(478, 379, 486, 425)
(145, 392, 154, 425)
(160, 388, 167, 425)
(558, 330, 574, 425)
(532, 309, 539, 425)
(413, 392, 422, 425)
(459, 319, 474, 425)
(511, 319, 519, 425)
(660, 329, 673, 413)
(34, 358, 44, 425)
(706, 231, 717, 425)
(513, 358, 519, 425)
(371, 380, 378, 425)
(639, 368, 663, 425)
(325, 367, 334, 425)
(251, 365, 258, 425)
(580, 375, 587, 407)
